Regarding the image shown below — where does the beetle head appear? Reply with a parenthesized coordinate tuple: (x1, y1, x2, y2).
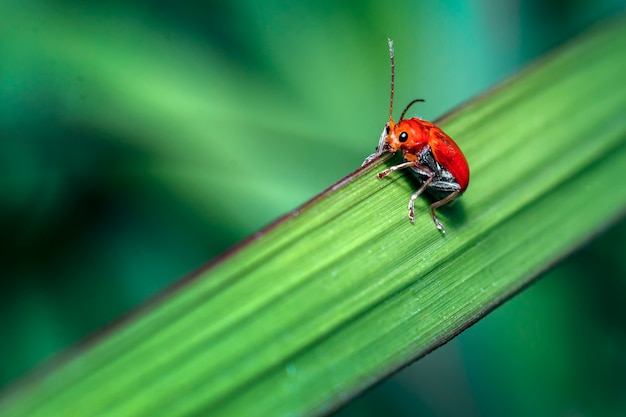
(385, 99, 426, 152)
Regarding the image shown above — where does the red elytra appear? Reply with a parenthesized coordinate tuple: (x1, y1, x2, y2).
(366, 39, 469, 233)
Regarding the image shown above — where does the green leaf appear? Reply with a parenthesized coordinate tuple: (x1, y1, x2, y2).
(1, 15, 625, 417)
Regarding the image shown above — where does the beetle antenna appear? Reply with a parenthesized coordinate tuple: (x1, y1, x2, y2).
(399, 98, 425, 121)
(388, 38, 395, 122)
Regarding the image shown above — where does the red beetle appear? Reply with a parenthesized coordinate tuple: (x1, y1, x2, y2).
(365, 39, 469, 234)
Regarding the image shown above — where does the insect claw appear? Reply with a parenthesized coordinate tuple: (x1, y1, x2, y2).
(407, 199, 415, 223)
(434, 218, 446, 234)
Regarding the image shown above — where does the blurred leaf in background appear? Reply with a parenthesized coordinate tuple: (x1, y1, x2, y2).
(1, 0, 625, 416)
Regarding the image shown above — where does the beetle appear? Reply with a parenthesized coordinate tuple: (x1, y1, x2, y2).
(365, 39, 469, 234)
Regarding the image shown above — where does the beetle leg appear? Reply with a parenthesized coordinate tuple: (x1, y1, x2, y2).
(363, 125, 392, 166)
(429, 189, 461, 233)
(376, 161, 417, 179)
(408, 170, 434, 223)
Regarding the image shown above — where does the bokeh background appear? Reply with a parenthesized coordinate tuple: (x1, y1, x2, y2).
(1, 1, 625, 416)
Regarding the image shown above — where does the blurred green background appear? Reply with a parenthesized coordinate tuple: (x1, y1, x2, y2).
(1, 0, 625, 416)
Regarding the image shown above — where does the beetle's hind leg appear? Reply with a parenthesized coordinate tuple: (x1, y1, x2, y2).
(429, 189, 461, 233)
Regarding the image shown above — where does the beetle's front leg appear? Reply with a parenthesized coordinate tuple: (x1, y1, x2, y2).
(376, 161, 417, 179)
(362, 125, 391, 166)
